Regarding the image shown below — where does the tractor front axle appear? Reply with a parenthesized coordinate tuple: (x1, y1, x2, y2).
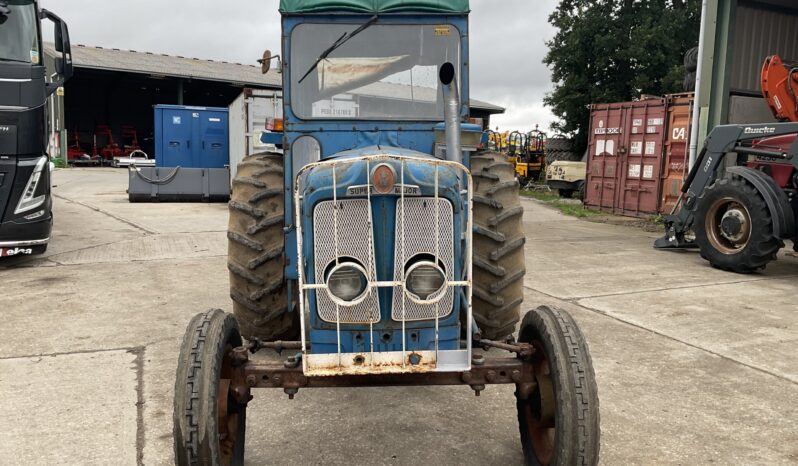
(229, 340, 539, 399)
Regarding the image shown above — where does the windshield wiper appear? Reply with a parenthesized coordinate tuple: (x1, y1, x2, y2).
(297, 14, 378, 84)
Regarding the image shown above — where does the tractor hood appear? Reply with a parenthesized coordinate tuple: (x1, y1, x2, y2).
(296, 148, 464, 207)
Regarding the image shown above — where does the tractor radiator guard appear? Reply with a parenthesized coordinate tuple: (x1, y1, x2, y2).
(294, 153, 473, 376)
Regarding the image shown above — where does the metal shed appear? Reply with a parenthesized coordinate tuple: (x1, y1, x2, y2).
(692, 0, 798, 165)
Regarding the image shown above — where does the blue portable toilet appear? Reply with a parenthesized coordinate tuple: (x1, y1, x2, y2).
(154, 105, 229, 168)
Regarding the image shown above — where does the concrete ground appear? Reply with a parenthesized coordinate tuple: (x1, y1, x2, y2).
(0, 168, 796, 465)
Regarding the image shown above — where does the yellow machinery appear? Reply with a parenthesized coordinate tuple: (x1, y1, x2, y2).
(481, 127, 547, 187)
(511, 127, 547, 186)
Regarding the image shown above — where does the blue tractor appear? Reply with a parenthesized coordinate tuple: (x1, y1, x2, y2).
(173, 1, 600, 464)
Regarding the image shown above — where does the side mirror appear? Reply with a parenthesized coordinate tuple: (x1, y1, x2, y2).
(258, 49, 282, 75)
(40, 9, 73, 92)
(261, 50, 272, 74)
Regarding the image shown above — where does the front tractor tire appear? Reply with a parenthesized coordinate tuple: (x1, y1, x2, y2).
(228, 153, 299, 340)
(472, 151, 526, 340)
(694, 176, 782, 273)
(174, 310, 248, 466)
(517, 306, 600, 466)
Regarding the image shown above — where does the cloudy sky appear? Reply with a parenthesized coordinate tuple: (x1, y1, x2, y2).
(41, 0, 559, 132)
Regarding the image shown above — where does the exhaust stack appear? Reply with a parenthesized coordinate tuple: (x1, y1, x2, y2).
(439, 62, 461, 164)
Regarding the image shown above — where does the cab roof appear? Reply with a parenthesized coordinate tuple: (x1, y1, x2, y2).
(279, 0, 469, 14)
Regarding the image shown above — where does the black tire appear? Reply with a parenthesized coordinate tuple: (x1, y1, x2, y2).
(558, 190, 574, 199)
(684, 46, 699, 72)
(517, 306, 600, 466)
(472, 151, 526, 340)
(545, 137, 573, 153)
(545, 150, 582, 165)
(694, 176, 782, 273)
(577, 182, 586, 202)
(174, 309, 247, 466)
(683, 71, 696, 92)
(228, 153, 299, 341)
(545, 138, 579, 165)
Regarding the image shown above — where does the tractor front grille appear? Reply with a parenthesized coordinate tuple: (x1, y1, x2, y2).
(295, 155, 473, 375)
(391, 197, 454, 321)
(313, 199, 380, 324)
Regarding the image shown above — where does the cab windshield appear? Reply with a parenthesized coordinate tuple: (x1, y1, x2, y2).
(291, 23, 461, 120)
(0, 0, 40, 64)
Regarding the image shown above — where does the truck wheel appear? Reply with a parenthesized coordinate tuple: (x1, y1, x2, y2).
(516, 306, 600, 466)
(228, 153, 299, 340)
(174, 310, 248, 466)
(577, 182, 586, 202)
(557, 189, 574, 199)
(472, 151, 526, 340)
(694, 176, 781, 273)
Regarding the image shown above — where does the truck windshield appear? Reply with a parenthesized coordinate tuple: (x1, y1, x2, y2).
(0, 0, 40, 64)
(291, 23, 461, 120)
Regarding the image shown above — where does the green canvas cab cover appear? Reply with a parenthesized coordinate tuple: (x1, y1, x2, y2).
(279, 0, 469, 14)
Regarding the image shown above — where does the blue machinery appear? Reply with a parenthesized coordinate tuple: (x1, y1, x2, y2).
(173, 2, 600, 464)
(128, 105, 230, 202)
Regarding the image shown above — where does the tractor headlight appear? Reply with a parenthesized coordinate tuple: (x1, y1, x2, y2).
(15, 156, 48, 215)
(405, 261, 447, 304)
(325, 262, 369, 306)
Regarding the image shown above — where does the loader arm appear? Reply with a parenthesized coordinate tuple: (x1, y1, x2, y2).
(655, 122, 798, 249)
(761, 54, 798, 122)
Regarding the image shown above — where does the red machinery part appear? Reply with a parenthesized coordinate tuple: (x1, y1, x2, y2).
(749, 133, 797, 188)
(121, 126, 141, 157)
(761, 54, 798, 122)
(95, 125, 122, 160)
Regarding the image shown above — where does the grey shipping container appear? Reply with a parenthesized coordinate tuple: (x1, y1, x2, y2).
(228, 88, 283, 181)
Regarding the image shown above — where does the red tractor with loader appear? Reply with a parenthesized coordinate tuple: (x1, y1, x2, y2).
(656, 55, 798, 272)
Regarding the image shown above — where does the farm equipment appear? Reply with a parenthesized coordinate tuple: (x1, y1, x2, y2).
(173, 2, 600, 465)
(67, 128, 104, 166)
(655, 54, 798, 272)
(66, 128, 87, 160)
(120, 125, 141, 157)
(514, 127, 547, 187)
(547, 160, 586, 200)
(94, 125, 122, 161)
(0, 0, 72, 256)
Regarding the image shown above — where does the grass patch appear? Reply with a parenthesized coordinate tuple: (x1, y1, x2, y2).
(520, 189, 601, 218)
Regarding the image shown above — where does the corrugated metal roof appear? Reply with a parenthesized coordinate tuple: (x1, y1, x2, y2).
(44, 43, 502, 113)
(468, 98, 504, 113)
(732, 4, 798, 93)
(45, 43, 282, 88)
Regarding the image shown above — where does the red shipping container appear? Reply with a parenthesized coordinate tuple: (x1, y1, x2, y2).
(659, 94, 694, 214)
(584, 98, 669, 217)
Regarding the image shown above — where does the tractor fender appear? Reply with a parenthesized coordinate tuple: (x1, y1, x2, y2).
(726, 166, 796, 239)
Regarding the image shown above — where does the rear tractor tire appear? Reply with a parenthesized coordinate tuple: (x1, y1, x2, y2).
(174, 309, 248, 466)
(228, 153, 299, 341)
(516, 305, 600, 466)
(694, 176, 782, 273)
(472, 151, 526, 340)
